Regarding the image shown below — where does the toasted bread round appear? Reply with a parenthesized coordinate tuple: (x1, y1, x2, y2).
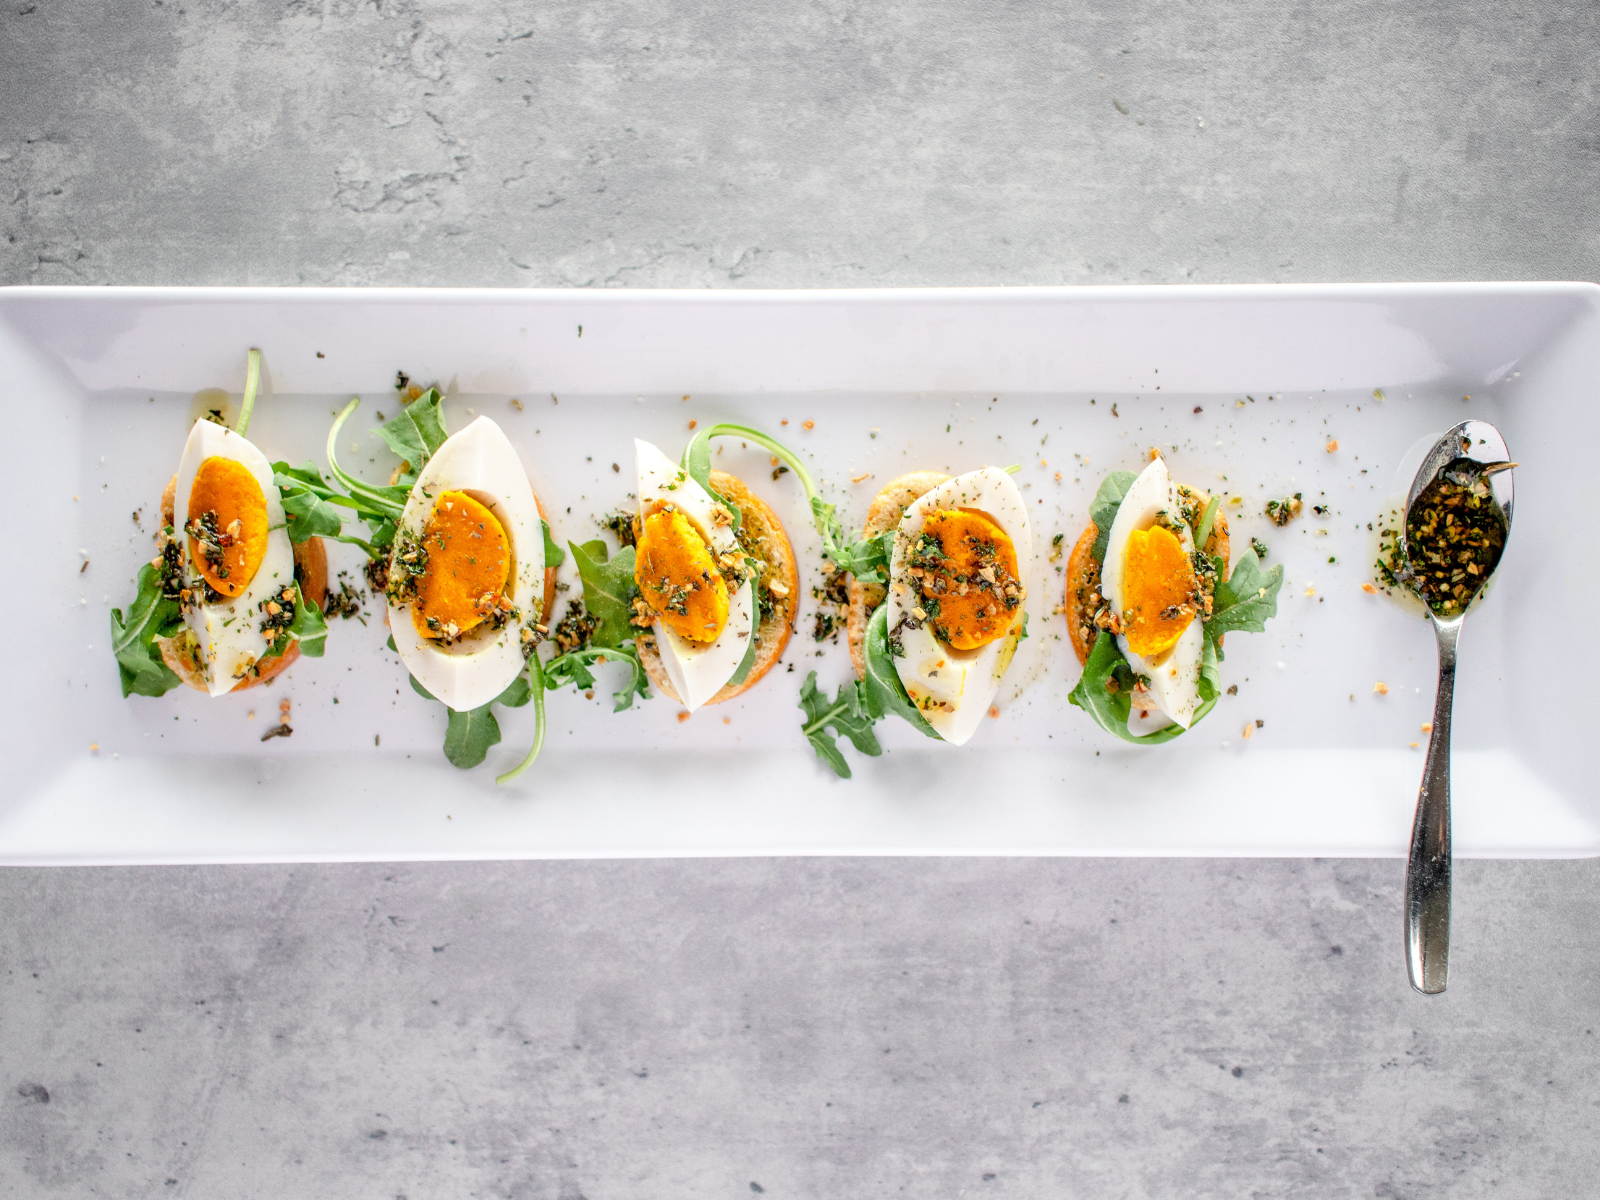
(842, 471, 950, 679)
(158, 472, 332, 694)
(637, 470, 798, 707)
(1063, 491, 1230, 666)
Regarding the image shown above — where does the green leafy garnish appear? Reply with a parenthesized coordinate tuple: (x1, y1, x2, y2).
(410, 670, 533, 770)
(799, 671, 882, 778)
(568, 539, 639, 649)
(1194, 493, 1220, 552)
(861, 601, 941, 739)
(109, 563, 181, 698)
(1067, 630, 1212, 745)
(1089, 470, 1138, 561)
(1205, 548, 1285, 654)
(375, 388, 449, 482)
(287, 584, 327, 658)
(541, 519, 566, 569)
(542, 644, 650, 712)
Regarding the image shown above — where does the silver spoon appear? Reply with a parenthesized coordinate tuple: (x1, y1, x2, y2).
(1398, 420, 1514, 994)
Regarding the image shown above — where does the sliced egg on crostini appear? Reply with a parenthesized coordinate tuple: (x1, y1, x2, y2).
(387, 417, 544, 712)
(633, 439, 756, 713)
(172, 418, 298, 696)
(883, 466, 1033, 746)
(1099, 456, 1205, 734)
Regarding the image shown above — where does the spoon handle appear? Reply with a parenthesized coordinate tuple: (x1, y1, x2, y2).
(1406, 620, 1459, 994)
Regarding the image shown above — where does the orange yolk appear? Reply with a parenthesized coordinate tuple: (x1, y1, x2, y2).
(1120, 524, 1197, 657)
(634, 505, 729, 644)
(410, 490, 512, 641)
(186, 455, 269, 597)
(916, 508, 1019, 651)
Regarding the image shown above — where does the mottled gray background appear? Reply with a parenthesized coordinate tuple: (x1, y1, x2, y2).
(4, 1, 1599, 1196)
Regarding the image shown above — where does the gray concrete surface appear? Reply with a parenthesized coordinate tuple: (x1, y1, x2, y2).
(3, 1, 1599, 1196)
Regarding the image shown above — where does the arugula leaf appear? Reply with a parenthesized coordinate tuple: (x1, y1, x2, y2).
(110, 563, 181, 698)
(273, 462, 345, 543)
(799, 671, 882, 779)
(376, 388, 449, 478)
(541, 519, 566, 569)
(288, 584, 327, 658)
(1089, 470, 1138, 562)
(323, 398, 413, 536)
(568, 539, 639, 649)
(543, 643, 651, 711)
(1067, 631, 1215, 745)
(409, 670, 532, 770)
(860, 603, 941, 739)
(1206, 548, 1285, 658)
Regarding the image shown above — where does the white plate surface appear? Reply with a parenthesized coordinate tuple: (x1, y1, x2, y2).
(1, 284, 1595, 864)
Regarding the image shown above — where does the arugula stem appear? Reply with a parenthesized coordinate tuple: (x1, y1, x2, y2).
(692, 422, 821, 502)
(325, 396, 406, 517)
(1195, 494, 1220, 551)
(496, 654, 547, 785)
(236, 348, 261, 438)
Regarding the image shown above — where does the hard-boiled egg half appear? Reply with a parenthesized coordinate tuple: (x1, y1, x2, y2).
(632, 439, 758, 712)
(1099, 456, 1205, 735)
(171, 418, 298, 696)
(386, 417, 544, 712)
(882, 467, 1033, 745)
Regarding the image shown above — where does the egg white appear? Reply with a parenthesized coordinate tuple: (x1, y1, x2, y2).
(172, 419, 297, 697)
(883, 466, 1033, 746)
(389, 417, 544, 712)
(634, 439, 756, 713)
(1099, 456, 1204, 733)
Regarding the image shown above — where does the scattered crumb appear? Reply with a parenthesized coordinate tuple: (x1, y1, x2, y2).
(988, 706, 1000, 719)
(1326, 440, 1339, 452)
(781, 419, 789, 426)
(1193, 406, 1203, 414)
(584, 690, 594, 700)
(851, 473, 872, 483)
(375, 734, 381, 746)
(1361, 582, 1378, 594)
(260, 725, 292, 742)
(677, 711, 691, 723)
(80, 560, 89, 573)
(1255, 719, 1264, 728)
(279, 697, 292, 720)
(802, 420, 815, 431)
(248, 711, 255, 721)
(1410, 742, 1420, 749)
(688, 420, 697, 430)
(89, 743, 98, 752)
(1226, 684, 1238, 696)
(1148, 447, 1161, 461)
(1421, 722, 1433, 733)
(723, 717, 731, 725)
(1242, 723, 1253, 739)
(1373, 388, 1385, 401)
(1054, 471, 1062, 481)
(510, 398, 524, 412)
(1304, 586, 1316, 597)
(611, 463, 620, 473)
(1228, 495, 1242, 505)
(1235, 399, 1246, 409)
(1374, 682, 1389, 695)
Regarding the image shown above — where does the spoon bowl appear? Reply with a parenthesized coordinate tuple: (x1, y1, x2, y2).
(1398, 420, 1514, 994)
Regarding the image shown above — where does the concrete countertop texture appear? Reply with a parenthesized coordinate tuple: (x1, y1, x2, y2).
(3, 1, 1598, 1197)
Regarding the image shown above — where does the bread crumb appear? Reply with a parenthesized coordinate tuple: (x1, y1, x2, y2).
(1326, 439, 1339, 452)
(781, 419, 789, 426)
(1410, 742, 1419, 749)
(247, 711, 255, 721)
(1054, 471, 1062, 481)
(677, 711, 691, 723)
(802, 420, 815, 431)
(688, 419, 697, 430)
(1374, 682, 1389, 695)
(1242, 723, 1253, 739)
(1421, 722, 1433, 733)
(770, 456, 780, 468)
(1361, 582, 1378, 594)
(988, 706, 1000, 719)
(89, 743, 98, 752)
(722, 717, 731, 724)
(1304, 585, 1316, 597)
(279, 698, 292, 719)
(851, 473, 872, 483)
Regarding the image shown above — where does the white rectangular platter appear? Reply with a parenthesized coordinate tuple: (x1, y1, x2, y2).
(1, 284, 1595, 864)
